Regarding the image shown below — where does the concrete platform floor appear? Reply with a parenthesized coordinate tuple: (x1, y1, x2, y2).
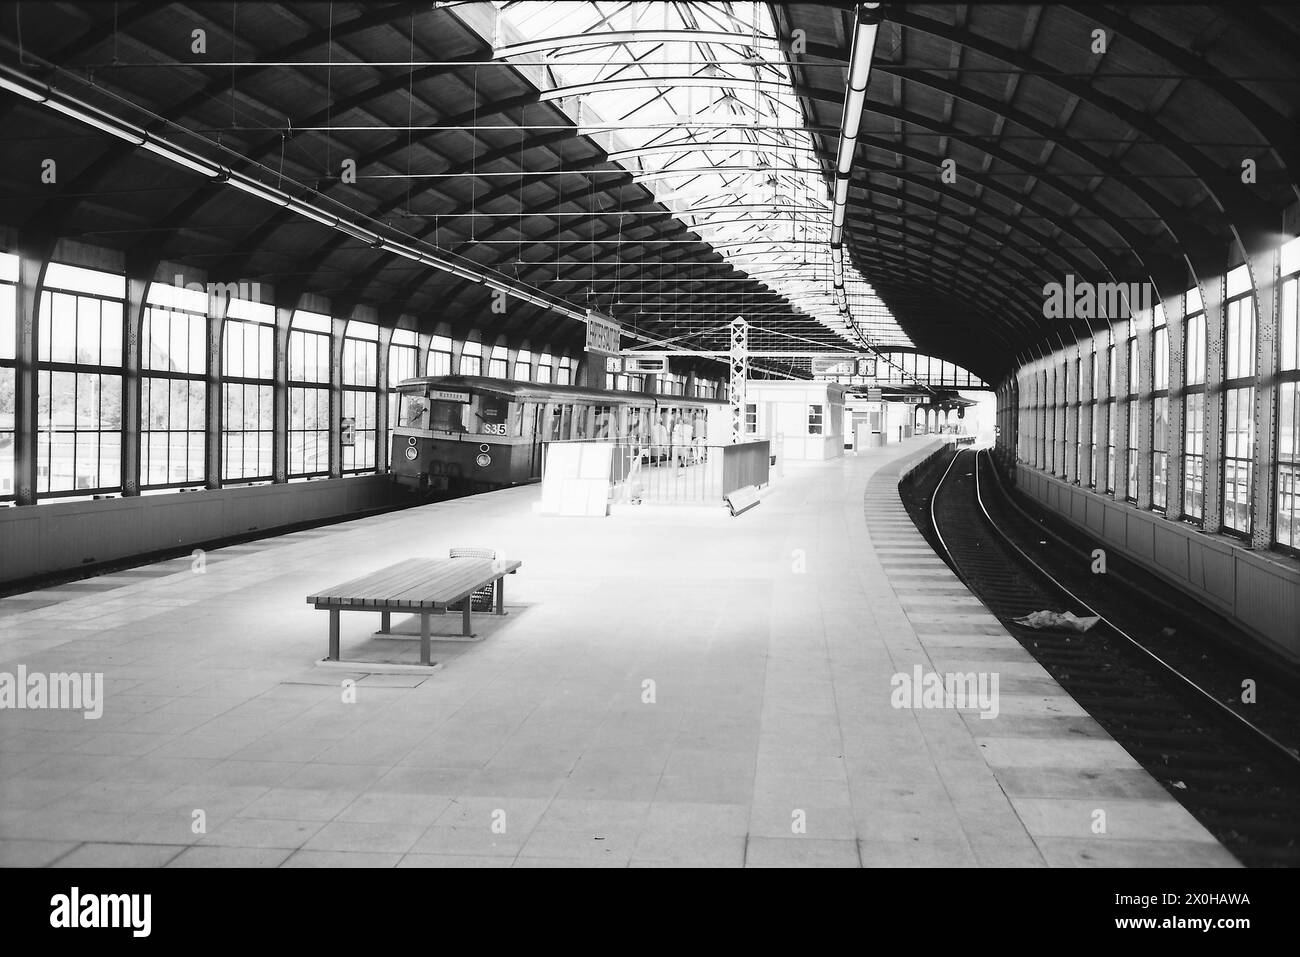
(0, 436, 1237, 867)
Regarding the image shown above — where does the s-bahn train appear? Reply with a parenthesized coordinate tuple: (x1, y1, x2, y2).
(390, 375, 731, 493)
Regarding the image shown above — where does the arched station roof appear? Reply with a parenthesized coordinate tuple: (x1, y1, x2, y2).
(0, 2, 1295, 385)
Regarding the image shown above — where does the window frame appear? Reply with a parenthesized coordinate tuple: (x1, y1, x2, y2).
(35, 275, 126, 499)
(140, 293, 208, 490)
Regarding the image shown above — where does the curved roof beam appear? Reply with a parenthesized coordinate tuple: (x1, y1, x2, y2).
(492, 29, 781, 59)
(836, 95, 1205, 290)
(537, 75, 792, 102)
(851, 131, 1154, 282)
(850, 215, 1053, 348)
(606, 141, 818, 163)
(22, 3, 454, 245)
(879, 10, 1280, 251)
(1080, 4, 1299, 202)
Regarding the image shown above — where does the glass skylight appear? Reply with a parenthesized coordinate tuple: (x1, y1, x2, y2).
(493, 0, 911, 350)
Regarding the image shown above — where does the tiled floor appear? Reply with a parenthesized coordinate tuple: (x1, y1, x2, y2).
(0, 437, 1238, 867)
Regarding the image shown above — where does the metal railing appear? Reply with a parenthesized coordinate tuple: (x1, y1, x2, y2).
(545, 439, 770, 505)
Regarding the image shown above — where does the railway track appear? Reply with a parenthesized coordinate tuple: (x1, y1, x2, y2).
(908, 444, 1300, 867)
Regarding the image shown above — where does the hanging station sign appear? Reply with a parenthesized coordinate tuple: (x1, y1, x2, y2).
(622, 356, 668, 374)
(584, 311, 622, 356)
(811, 356, 856, 377)
(812, 355, 879, 379)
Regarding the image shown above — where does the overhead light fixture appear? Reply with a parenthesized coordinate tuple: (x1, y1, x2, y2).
(337, 221, 379, 244)
(230, 178, 290, 206)
(141, 140, 219, 178)
(45, 100, 145, 144)
(287, 203, 338, 228)
(824, 2, 882, 344)
(0, 75, 44, 102)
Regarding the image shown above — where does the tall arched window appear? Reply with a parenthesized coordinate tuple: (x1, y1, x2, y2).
(288, 310, 331, 479)
(487, 342, 508, 378)
(1222, 265, 1256, 535)
(388, 329, 419, 454)
(222, 297, 274, 482)
(37, 262, 125, 497)
(427, 334, 453, 376)
(1126, 332, 1140, 501)
(1152, 309, 1169, 510)
(1105, 341, 1116, 493)
(1277, 239, 1300, 552)
(460, 338, 483, 377)
(0, 252, 18, 501)
(142, 282, 207, 488)
(1183, 289, 1207, 521)
(513, 349, 532, 381)
(341, 320, 378, 474)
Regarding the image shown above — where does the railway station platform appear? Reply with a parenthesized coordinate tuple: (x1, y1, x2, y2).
(0, 436, 1237, 868)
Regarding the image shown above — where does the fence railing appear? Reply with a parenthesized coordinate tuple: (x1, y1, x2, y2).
(544, 439, 770, 505)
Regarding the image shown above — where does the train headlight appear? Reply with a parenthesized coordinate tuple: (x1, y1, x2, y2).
(407, 436, 418, 446)
(476, 452, 491, 468)
(404, 447, 418, 461)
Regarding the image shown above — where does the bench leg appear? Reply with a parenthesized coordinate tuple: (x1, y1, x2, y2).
(328, 609, 340, 661)
(495, 578, 504, 616)
(380, 611, 391, 634)
(420, 614, 431, 667)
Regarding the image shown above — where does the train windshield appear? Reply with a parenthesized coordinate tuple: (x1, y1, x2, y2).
(397, 393, 429, 430)
(396, 392, 469, 432)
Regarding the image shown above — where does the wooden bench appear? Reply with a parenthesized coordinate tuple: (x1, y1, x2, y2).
(306, 556, 521, 667)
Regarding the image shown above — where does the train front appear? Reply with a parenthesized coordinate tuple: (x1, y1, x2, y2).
(389, 379, 527, 492)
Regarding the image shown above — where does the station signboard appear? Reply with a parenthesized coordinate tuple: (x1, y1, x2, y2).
(813, 356, 879, 379)
(623, 356, 668, 374)
(865, 387, 883, 401)
(585, 311, 622, 355)
(811, 356, 856, 377)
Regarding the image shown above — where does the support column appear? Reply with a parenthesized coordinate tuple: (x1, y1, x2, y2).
(1136, 306, 1154, 508)
(204, 291, 227, 490)
(1115, 320, 1132, 500)
(376, 325, 392, 472)
(1066, 348, 1080, 483)
(1166, 292, 1187, 516)
(13, 251, 46, 505)
(1098, 340, 1113, 492)
(329, 316, 344, 479)
(122, 276, 147, 497)
(273, 304, 291, 484)
(1201, 272, 1227, 530)
(1248, 244, 1280, 549)
(729, 316, 748, 444)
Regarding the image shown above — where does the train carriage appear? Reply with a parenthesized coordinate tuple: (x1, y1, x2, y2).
(390, 375, 730, 493)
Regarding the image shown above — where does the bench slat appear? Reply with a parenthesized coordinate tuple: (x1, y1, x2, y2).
(393, 561, 517, 609)
(308, 558, 521, 611)
(306, 558, 432, 604)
